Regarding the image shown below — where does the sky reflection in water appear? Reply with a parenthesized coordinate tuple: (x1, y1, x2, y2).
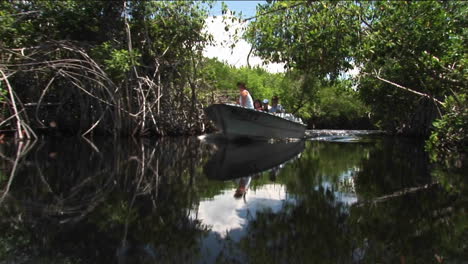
(194, 184, 289, 239)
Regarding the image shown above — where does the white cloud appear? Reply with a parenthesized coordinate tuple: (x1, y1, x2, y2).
(191, 184, 290, 239)
(203, 14, 285, 73)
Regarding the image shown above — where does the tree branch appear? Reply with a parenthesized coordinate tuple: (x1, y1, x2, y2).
(364, 71, 444, 106)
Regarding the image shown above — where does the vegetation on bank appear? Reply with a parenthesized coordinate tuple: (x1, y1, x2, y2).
(426, 94, 467, 167)
(0, 1, 212, 137)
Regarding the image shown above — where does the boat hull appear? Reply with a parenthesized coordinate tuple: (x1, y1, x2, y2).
(205, 104, 306, 139)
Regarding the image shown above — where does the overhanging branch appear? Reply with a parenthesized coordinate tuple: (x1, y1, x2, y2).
(364, 71, 444, 106)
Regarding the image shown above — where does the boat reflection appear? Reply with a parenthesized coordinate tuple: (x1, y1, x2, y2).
(202, 138, 305, 180)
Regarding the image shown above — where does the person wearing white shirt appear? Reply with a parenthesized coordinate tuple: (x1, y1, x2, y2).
(237, 82, 254, 109)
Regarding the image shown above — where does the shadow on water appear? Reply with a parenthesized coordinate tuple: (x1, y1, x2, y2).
(0, 135, 466, 263)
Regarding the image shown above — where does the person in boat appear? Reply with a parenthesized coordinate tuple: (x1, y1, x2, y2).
(234, 176, 251, 200)
(262, 99, 270, 112)
(253, 99, 263, 111)
(269, 95, 285, 113)
(237, 82, 254, 109)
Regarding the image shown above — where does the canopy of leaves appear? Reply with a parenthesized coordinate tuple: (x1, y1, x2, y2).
(245, 1, 360, 78)
(245, 0, 467, 162)
(356, 1, 467, 134)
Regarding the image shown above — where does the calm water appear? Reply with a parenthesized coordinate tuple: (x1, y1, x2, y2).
(0, 133, 466, 263)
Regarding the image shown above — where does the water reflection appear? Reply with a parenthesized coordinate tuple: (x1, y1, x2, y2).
(195, 184, 289, 238)
(203, 139, 304, 180)
(0, 137, 213, 263)
(193, 184, 291, 263)
(0, 135, 466, 263)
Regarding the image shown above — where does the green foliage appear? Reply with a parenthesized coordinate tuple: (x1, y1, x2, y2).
(1, 0, 213, 135)
(278, 71, 320, 118)
(243, 1, 372, 123)
(1, 0, 211, 80)
(201, 58, 369, 127)
(201, 58, 309, 116)
(245, 1, 360, 78)
(356, 1, 467, 135)
(92, 42, 141, 82)
(0, 2, 17, 46)
(246, 1, 467, 136)
(201, 57, 285, 101)
(129, 1, 210, 61)
(426, 94, 468, 167)
(310, 81, 371, 128)
(0, 1, 115, 46)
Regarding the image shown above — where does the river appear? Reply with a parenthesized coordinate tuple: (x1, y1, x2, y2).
(0, 132, 466, 263)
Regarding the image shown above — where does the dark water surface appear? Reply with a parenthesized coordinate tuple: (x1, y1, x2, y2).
(0, 133, 466, 263)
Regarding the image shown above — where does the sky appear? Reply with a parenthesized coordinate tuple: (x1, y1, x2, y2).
(209, 1, 264, 18)
(203, 1, 286, 73)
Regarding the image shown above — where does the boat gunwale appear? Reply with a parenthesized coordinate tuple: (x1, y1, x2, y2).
(207, 103, 306, 128)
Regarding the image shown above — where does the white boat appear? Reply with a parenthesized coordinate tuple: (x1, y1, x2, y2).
(204, 103, 306, 139)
